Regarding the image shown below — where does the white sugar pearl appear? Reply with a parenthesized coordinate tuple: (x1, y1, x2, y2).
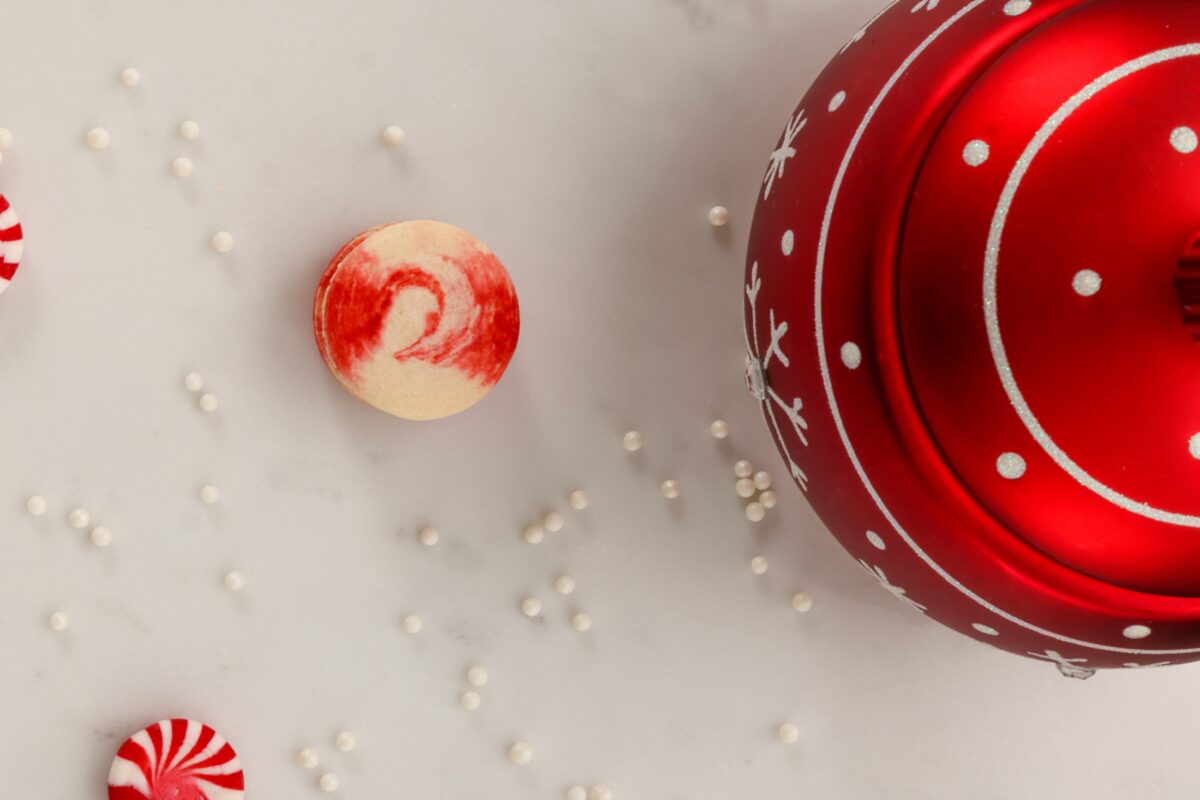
(171, 156, 194, 178)
(660, 480, 681, 499)
(178, 120, 200, 141)
(419, 527, 440, 546)
(792, 593, 814, 612)
(295, 748, 319, 769)
(381, 126, 407, 148)
(735, 478, 756, 498)
(555, 575, 576, 595)
(759, 490, 778, 509)
(86, 127, 111, 150)
(521, 596, 542, 617)
(543, 511, 564, 532)
(708, 205, 730, 227)
(119, 67, 140, 87)
(90, 526, 112, 547)
(0, 128, 12, 150)
(199, 485, 220, 504)
(569, 490, 589, 510)
(198, 393, 219, 412)
(334, 731, 356, 752)
(466, 665, 489, 687)
(589, 786, 614, 800)
(753, 471, 772, 491)
(508, 741, 534, 766)
(318, 773, 339, 792)
(401, 615, 423, 634)
(734, 460, 753, 479)
(1072, 269, 1102, 297)
(68, 508, 90, 529)
(567, 787, 588, 800)
(750, 556, 769, 575)
(522, 524, 545, 544)
(571, 612, 593, 632)
(223, 571, 245, 592)
(26, 495, 47, 516)
(777, 722, 800, 744)
(48, 611, 69, 631)
(962, 139, 990, 167)
(460, 690, 481, 710)
(1172, 126, 1198, 154)
(183, 372, 204, 392)
(622, 431, 643, 452)
(710, 420, 730, 439)
(210, 231, 235, 254)
(746, 502, 767, 522)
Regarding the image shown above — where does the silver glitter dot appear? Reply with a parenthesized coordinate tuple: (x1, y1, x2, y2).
(972, 623, 1000, 636)
(1189, 433, 1200, 460)
(996, 452, 1026, 480)
(1122, 624, 1152, 640)
(1003, 0, 1032, 15)
(962, 139, 990, 167)
(840, 342, 863, 370)
(1072, 269, 1102, 297)
(866, 530, 886, 550)
(781, 229, 795, 256)
(828, 91, 847, 112)
(1171, 126, 1198, 154)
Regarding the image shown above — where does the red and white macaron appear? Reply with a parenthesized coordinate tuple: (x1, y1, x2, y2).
(108, 719, 244, 800)
(0, 193, 23, 296)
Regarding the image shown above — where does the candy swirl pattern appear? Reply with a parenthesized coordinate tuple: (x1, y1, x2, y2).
(107, 719, 245, 800)
(0, 193, 24, 296)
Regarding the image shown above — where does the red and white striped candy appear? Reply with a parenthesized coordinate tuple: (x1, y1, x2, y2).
(108, 719, 244, 800)
(0, 193, 22, 296)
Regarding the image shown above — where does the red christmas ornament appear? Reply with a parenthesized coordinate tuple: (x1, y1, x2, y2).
(746, 0, 1200, 677)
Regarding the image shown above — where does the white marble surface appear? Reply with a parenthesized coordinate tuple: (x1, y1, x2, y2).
(0, 1, 1195, 798)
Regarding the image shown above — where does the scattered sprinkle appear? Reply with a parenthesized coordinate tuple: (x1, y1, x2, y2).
(68, 508, 91, 529)
(777, 722, 800, 744)
(198, 392, 220, 412)
(522, 524, 545, 544)
(571, 612, 593, 632)
(178, 120, 200, 141)
(590, 786, 614, 800)
(48, 611, 69, 631)
(568, 490, 589, 511)
(791, 593, 814, 613)
(223, 571, 246, 592)
(183, 372, 204, 392)
(318, 773, 339, 792)
(567, 787, 588, 800)
(710, 420, 730, 439)
(90, 526, 113, 547)
(210, 231, 235, 254)
(508, 741, 533, 766)
(759, 490, 778, 509)
(735, 478, 756, 498)
(660, 480, 681, 500)
(521, 597, 542, 617)
(555, 575, 576, 595)
(460, 690, 481, 711)
(296, 748, 319, 769)
(119, 67, 141, 87)
(543, 511, 564, 532)
(199, 485, 220, 504)
(26, 495, 47, 516)
(381, 126, 407, 148)
(708, 205, 730, 227)
(734, 460, 753, 479)
(466, 665, 489, 687)
(746, 502, 766, 522)
(171, 156, 194, 178)
(401, 615, 423, 634)
(419, 527, 440, 546)
(753, 471, 772, 491)
(0, 128, 12, 150)
(86, 127, 111, 150)
(622, 431, 643, 452)
(750, 556, 769, 575)
(334, 731, 356, 753)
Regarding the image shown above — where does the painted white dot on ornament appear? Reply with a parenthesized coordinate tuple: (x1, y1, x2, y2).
(781, 229, 795, 256)
(522, 524, 545, 544)
(198, 392, 219, 412)
(746, 502, 766, 522)
(318, 773, 339, 792)
(171, 156, 194, 178)
(840, 341, 863, 370)
(1123, 624, 1152, 640)
(210, 231, 235, 254)
(661, 480, 681, 499)
(996, 452, 1027, 480)
(0, 127, 12, 150)
(1188, 432, 1200, 460)
(1003, 0, 1032, 15)
(26, 495, 47, 516)
(866, 530, 886, 550)
(791, 593, 814, 612)
(571, 612, 593, 632)
(86, 127, 111, 150)
(460, 690, 481, 711)
(179, 120, 200, 141)
(710, 419, 730, 439)
(735, 478, 756, 498)
(295, 747, 319, 769)
(90, 526, 112, 547)
(708, 205, 730, 227)
(508, 741, 534, 766)
(199, 485, 220, 504)
(1171, 126, 1198, 154)
(119, 67, 140, 87)
(555, 575, 576, 595)
(543, 511, 564, 532)
(777, 722, 800, 744)
(759, 490, 778, 509)
(334, 731, 356, 752)
(753, 471, 772, 491)
(521, 596, 542, 617)
(419, 526, 440, 546)
(466, 665, 489, 687)
(68, 508, 90, 529)
(183, 372, 204, 392)
(962, 138, 990, 167)
(750, 555, 769, 574)
(49, 611, 69, 631)
(223, 571, 246, 592)
(567, 787, 588, 800)
(828, 90, 846, 112)
(381, 125, 407, 148)
(972, 622, 1000, 636)
(734, 460, 754, 479)
(569, 490, 589, 510)
(1072, 269, 1102, 297)
(622, 430, 643, 452)
(589, 786, 614, 800)
(401, 615, 423, 634)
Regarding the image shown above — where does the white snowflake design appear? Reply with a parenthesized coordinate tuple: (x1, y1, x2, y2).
(762, 110, 807, 201)
(1029, 650, 1096, 680)
(911, 0, 941, 11)
(745, 261, 810, 491)
(858, 560, 927, 613)
(1123, 661, 1172, 669)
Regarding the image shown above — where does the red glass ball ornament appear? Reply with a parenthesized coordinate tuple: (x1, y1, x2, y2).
(745, 0, 1200, 677)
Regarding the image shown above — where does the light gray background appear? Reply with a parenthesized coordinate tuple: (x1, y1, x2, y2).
(0, 1, 1192, 798)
